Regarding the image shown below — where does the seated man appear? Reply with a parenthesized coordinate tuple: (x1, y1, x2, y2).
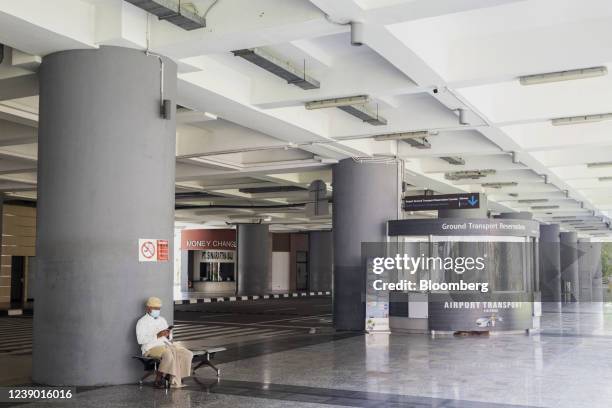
(136, 297, 193, 388)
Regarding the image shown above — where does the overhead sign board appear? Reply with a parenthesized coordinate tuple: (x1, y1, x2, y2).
(403, 193, 480, 211)
(387, 218, 540, 238)
(181, 229, 236, 251)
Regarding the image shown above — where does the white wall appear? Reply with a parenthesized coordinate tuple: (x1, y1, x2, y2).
(271, 251, 290, 291)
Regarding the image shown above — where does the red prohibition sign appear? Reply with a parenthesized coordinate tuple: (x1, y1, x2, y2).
(141, 241, 156, 259)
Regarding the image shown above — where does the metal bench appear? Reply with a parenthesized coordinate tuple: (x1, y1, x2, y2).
(133, 346, 226, 385)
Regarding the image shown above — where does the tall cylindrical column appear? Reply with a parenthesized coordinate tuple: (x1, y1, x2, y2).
(332, 159, 400, 331)
(578, 239, 594, 302)
(591, 242, 603, 303)
(308, 230, 332, 292)
(237, 224, 271, 295)
(33, 47, 176, 385)
(560, 232, 579, 302)
(539, 224, 561, 310)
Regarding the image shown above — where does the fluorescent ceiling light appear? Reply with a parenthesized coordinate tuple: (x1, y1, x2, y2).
(125, 0, 205, 30)
(552, 113, 612, 126)
(314, 156, 339, 164)
(337, 104, 387, 126)
(232, 48, 320, 90)
(403, 137, 431, 149)
(588, 161, 612, 169)
(530, 205, 560, 210)
(445, 169, 495, 181)
(481, 182, 518, 189)
(305, 96, 369, 110)
(517, 198, 548, 204)
(439, 156, 465, 165)
(204, 112, 218, 120)
(520, 66, 607, 86)
(374, 131, 432, 141)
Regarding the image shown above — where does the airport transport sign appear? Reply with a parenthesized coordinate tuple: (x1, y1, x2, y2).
(403, 193, 480, 211)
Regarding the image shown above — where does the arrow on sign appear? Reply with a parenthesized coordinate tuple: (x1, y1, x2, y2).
(467, 195, 478, 206)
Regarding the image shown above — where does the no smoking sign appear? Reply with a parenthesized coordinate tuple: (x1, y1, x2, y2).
(138, 239, 169, 262)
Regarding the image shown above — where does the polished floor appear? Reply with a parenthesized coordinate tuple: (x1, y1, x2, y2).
(4, 303, 612, 407)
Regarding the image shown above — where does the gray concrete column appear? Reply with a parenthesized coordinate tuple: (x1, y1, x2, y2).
(180, 250, 189, 292)
(237, 224, 271, 295)
(591, 242, 603, 303)
(308, 230, 332, 292)
(438, 194, 488, 218)
(539, 224, 561, 309)
(33, 47, 176, 386)
(560, 232, 579, 302)
(578, 239, 594, 302)
(332, 159, 400, 331)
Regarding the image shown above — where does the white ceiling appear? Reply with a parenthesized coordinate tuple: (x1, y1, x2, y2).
(0, 0, 611, 236)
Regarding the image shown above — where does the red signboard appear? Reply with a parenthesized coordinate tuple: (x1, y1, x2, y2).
(181, 229, 236, 251)
(157, 240, 169, 261)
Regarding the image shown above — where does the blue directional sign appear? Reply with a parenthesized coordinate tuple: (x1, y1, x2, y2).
(403, 193, 481, 211)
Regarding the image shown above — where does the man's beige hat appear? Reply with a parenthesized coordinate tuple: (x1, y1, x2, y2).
(146, 296, 162, 308)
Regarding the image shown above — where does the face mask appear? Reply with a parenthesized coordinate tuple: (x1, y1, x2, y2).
(149, 310, 161, 319)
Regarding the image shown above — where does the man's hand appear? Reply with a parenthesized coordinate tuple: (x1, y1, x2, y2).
(157, 329, 170, 338)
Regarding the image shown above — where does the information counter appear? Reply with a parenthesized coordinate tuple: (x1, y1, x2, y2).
(385, 218, 540, 333)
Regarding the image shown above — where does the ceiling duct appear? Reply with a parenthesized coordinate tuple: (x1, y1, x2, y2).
(232, 48, 320, 90)
(445, 169, 495, 181)
(124, 0, 205, 30)
(440, 156, 465, 165)
(239, 186, 307, 194)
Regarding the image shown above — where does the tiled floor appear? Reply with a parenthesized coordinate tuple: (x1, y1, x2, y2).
(7, 303, 612, 408)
